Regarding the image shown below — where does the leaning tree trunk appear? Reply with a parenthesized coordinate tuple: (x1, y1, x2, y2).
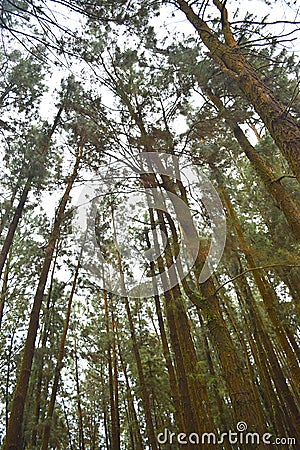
(203, 86, 300, 240)
(154, 208, 214, 437)
(3, 147, 82, 450)
(230, 252, 299, 443)
(0, 247, 12, 329)
(175, 0, 300, 182)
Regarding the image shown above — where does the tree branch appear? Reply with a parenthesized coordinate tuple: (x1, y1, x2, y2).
(214, 263, 300, 295)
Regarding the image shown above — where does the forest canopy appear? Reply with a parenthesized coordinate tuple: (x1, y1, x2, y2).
(0, 1, 299, 449)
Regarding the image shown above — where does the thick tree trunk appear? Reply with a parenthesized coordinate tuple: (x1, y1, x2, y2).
(195, 310, 232, 450)
(232, 259, 299, 443)
(152, 173, 266, 435)
(3, 148, 82, 450)
(115, 74, 267, 440)
(218, 287, 265, 429)
(149, 207, 213, 445)
(175, 0, 300, 182)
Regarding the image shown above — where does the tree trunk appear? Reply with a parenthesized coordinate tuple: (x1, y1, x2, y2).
(111, 207, 158, 450)
(116, 333, 144, 450)
(231, 256, 298, 441)
(216, 173, 300, 395)
(0, 179, 32, 281)
(41, 239, 84, 450)
(109, 295, 121, 450)
(3, 148, 82, 450)
(175, 0, 300, 182)
(102, 288, 120, 450)
(149, 207, 213, 445)
(0, 105, 64, 283)
(144, 229, 185, 433)
(74, 340, 86, 450)
(153, 175, 266, 435)
(31, 247, 60, 447)
(0, 247, 11, 329)
(203, 86, 300, 240)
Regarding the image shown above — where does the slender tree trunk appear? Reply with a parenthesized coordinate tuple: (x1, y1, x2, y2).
(144, 229, 185, 433)
(3, 148, 82, 450)
(216, 171, 300, 394)
(0, 105, 64, 283)
(0, 182, 19, 238)
(31, 247, 60, 447)
(5, 334, 15, 433)
(123, 295, 158, 450)
(41, 239, 85, 450)
(109, 295, 121, 450)
(0, 247, 12, 329)
(74, 340, 86, 450)
(100, 361, 111, 450)
(103, 288, 120, 450)
(0, 179, 32, 281)
(111, 207, 158, 450)
(116, 334, 144, 450)
(62, 398, 74, 450)
(175, 0, 300, 182)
